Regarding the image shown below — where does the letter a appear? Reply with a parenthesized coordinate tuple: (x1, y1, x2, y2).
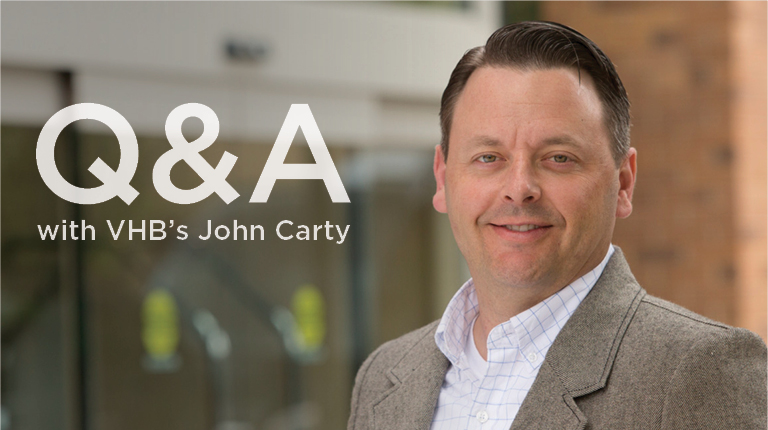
(250, 104, 350, 203)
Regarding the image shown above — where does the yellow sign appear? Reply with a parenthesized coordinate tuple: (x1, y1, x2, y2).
(291, 284, 325, 351)
(142, 289, 180, 360)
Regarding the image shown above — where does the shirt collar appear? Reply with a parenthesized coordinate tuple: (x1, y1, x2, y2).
(435, 245, 615, 369)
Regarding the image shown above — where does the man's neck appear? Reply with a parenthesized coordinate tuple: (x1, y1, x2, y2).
(472, 280, 559, 360)
(471, 245, 613, 360)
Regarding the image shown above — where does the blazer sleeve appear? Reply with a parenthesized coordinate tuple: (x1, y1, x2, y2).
(661, 327, 767, 429)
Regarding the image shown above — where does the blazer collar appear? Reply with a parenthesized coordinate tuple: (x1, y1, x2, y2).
(372, 248, 644, 430)
(511, 247, 646, 429)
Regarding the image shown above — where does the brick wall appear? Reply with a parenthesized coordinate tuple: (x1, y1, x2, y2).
(730, 1, 767, 340)
(542, 1, 766, 339)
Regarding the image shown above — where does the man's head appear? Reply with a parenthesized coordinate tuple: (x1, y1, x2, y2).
(440, 21, 630, 166)
(433, 21, 637, 296)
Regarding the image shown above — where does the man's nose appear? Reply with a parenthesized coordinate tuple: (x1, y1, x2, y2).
(502, 161, 541, 203)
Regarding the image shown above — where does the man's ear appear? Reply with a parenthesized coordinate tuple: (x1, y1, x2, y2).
(616, 147, 637, 219)
(433, 144, 447, 213)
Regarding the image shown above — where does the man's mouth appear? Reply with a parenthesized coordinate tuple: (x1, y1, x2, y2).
(503, 224, 542, 232)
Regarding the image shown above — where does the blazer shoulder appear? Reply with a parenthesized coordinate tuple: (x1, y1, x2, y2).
(377, 320, 441, 356)
(633, 294, 767, 402)
(577, 291, 766, 428)
(658, 314, 768, 428)
(619, 293, 766, 391)
(348, 320, 441, 430)
(637, 294, 740, 336)
(360, 320, 441, 379)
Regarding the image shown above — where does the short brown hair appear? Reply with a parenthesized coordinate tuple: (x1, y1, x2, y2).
(439, 21, 631, 164)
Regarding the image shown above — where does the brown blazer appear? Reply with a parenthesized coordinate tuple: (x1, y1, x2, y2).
(348, 249, 767, 430)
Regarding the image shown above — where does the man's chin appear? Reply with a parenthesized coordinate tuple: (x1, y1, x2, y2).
(489, 261, 554, 290)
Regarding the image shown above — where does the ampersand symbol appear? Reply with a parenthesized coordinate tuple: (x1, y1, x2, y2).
(152, 103, 239, 204)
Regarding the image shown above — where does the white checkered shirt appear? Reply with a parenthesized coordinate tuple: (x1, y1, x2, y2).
(431, 245, 615, 430)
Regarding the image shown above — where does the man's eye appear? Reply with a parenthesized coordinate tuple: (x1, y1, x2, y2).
(478, 154, 498, 163)
(551, 154, 569, 163)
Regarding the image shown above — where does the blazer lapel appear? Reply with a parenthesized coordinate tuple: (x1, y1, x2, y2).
(511, 248, 646, 430)
(509, 360, 587, 430)
(373, 326, 450, 430)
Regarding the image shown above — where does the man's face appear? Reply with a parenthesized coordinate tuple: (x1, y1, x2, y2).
(433, 66, 636, 293)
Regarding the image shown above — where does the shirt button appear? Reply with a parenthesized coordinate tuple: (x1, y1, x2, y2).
(527, 352, 538, 362)
(476, 410, 489, 423)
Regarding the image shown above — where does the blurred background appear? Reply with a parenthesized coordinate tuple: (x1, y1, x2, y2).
(1, 2, 765, 430)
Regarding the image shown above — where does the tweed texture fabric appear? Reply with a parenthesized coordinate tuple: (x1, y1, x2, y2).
(347, 248, 767, 430)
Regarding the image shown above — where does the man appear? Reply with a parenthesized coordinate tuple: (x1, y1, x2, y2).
(348, 21, 766, 430)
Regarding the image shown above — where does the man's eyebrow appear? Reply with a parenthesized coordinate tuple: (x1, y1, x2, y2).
(465, 135, 584, 149)
(541, 135, 584, 148)
(466, 135, 502, 149)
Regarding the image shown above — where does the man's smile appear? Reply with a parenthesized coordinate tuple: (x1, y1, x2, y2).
(488, 222, 554, 242)
(500, 223, 549, 232)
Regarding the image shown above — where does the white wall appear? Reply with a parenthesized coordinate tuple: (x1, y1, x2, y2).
(2, 2, 501, 147)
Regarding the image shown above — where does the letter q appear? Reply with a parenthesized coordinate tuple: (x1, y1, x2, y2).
(36, 103, 140, 204)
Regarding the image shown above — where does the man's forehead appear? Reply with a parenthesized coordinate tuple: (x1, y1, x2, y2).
(459, 66, 601, 108)
(449, 67, 607, 148)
